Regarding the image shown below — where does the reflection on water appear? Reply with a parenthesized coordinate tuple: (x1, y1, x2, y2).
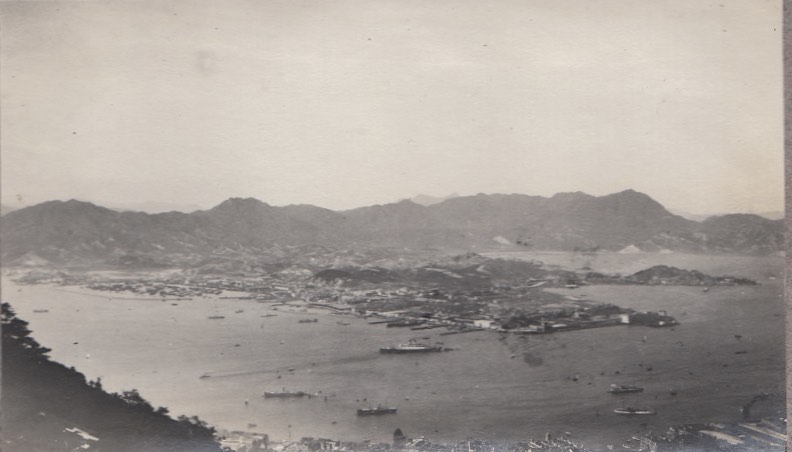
(2, 253, 785, 448)
(521, 352, 544, 367)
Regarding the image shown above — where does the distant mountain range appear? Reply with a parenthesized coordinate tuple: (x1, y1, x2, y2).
(409, 193, 460, 206)
(0, 190, 783, 266)
(668, 208, 784, 222)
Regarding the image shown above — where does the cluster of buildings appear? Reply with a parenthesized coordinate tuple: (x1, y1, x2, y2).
(299, 281, 677, 335)
(219, 430, 591, 452)
(642, 417, 787, 451)
(218, 417, 789, 452)
(14, 268, 678, 335)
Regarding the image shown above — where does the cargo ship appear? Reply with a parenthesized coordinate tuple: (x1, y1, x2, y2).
(357, 405, 397, 416)
(263, 390, 307, 398)
(614, 407, 656, 415)
(608, 384, 644, 394)
(379, 341, 444, 353)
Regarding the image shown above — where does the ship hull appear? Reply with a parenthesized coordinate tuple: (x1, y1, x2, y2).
(263, 392, 306, 398)
(614, 408, 656, 415)
(379, 347, 443, 353)
(357, 408, 397, 416)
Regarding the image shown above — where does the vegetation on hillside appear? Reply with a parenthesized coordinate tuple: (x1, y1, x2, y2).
(1, 302, 224, 452)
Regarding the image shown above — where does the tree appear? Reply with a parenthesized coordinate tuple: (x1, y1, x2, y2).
(2, 302, 51, 358)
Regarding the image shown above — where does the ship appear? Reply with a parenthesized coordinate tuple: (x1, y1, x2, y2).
(298, 319, 318, 323)
(614, 407, 656, 415)
(379, 341, 444, 353)
(386, 319, 424, 328)
(357, 405, 397, 416)
(263, 390, 307, 398)
(608, 384, 645, 394)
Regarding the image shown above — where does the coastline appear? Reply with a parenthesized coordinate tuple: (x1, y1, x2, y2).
(1, 255, 784, 448)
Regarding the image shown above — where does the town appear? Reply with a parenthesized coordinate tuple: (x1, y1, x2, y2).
(10, 256, 733, 337)
(217, 416, 789, 452)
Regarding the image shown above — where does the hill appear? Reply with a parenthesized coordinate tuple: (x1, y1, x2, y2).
(409, 193, 460, 206)
(1, 302, 223, 452)
(1, 203, 18, 216)
(697, 214, 784, 255)
(0, 190, 782, 267)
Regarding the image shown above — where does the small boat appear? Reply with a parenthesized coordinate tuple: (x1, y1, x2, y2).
(263, 390, 307, 398)
(298, 319, 318, 323)
(357, 405, 397, 416)
(380, 341, 445, 353)
(199, 374, 211, 380)
(32, 309, 49, 313)
(608, 384, 644, 394)
(614, 407, 656, 415)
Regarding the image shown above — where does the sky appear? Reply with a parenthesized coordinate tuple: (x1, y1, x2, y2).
(1, 0, 783, 214)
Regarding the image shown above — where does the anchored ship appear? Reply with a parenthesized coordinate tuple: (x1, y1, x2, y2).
(608, 384, 645, 394)
(386, 319, 424, 328)
(357, 405, 397, 416)
(379, 341, 444, 353)
(263, 390, 307, 398)
(614, 407, 656, 415)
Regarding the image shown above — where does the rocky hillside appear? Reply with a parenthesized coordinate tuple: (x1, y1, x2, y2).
(0, 190, 782, 266)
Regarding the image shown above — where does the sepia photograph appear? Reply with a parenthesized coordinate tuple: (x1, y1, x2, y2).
(0, 1, 785, 451)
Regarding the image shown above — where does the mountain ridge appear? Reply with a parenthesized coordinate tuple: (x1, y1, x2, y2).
(1, 190, 782, 266)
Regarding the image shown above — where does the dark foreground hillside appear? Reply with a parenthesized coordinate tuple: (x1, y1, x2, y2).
(1, 302, 223, 452)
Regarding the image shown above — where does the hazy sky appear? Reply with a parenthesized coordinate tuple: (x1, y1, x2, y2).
(1, 0, 782, 214)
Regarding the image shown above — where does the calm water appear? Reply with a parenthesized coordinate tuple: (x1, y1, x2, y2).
(2, 253, 785, 448)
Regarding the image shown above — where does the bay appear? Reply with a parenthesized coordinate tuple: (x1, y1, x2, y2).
(2, 252, 785, 448)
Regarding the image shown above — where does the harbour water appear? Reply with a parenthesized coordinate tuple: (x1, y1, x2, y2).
(2, 253, 785, 448)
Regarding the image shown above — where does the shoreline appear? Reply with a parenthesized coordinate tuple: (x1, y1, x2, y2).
(1, 255, 784, 449)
